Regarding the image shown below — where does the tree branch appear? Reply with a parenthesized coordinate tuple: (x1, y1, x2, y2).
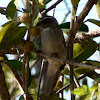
(56, 74, 86, 94)
(75, 28, 100, 43)
(66, 0, 99, 55)
(65, 1, 98, 99)
(41, 0, 63, 16)
(38, 53, 100, 70)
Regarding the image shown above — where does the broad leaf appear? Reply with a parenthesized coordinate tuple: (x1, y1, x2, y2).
(73, 39, 97, 63)
(71, 0, 80, 17)
(6, 60, 23, 71)
(6, 0, 17, 20)
(36, 0, 46, 8)
(19, 95, 24, 100)
(28, 67, 32, 87)
(75, 67, 92, 75)
(95, 0, 100, 18)
(83, 60, 100, 67)
(89, 84, 98, 94)
(71, 0, 80, 6)
(62, 65, 70, 75)
(51, 93, 63, 100)
(72, 85, 88, 96)
(60, 22, 89, 33)
(0, 21, 27, 50)
(85, 19, 100, 27)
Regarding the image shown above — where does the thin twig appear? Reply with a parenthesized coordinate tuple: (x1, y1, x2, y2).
(37, 59, 45, 100)
(25, 53, 30, 100)
(67, 64, 80, 88)
(41, 0, 63, 16)
(56, 74, 86, 94)
(38, 53, 100, 70)
(73, 72, 81, 88)
(23, 52, 26, 90)
(60, 74, 64, 99)
(75, 28, 100, 43)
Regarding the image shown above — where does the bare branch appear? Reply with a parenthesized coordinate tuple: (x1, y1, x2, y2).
(75, 28, 100, 43)
(37, 59, 45, 100)
(56, 74, 86, 94)
(38, 53, 100, 70)
(41, 0, 63, 16)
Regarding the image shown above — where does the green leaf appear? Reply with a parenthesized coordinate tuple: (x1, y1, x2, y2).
(0, 21, 27, 50)
(71, 0, 80, 16)
(71, 0, 80, 7)
(33, 4, 40, 25)
(30, 52, 38, 60)
(60, 22, 89, 33)
(85, 19, 100, 27)
(73, 39, 97, 62)
(6, 60, 23, 71)
(19, 95, 24, 100)
(89, 84, 98, 94)
(51, 93, 62, 100)
(83, 60, 100, 67)
(6, 0, 17, 20)
(28, 67, 32, 87)
(62, 65, 70, 75)
(95, 0, 100, 18)
(72, 85, 88, 96)
(75, 67, 92, 75)
(36, 0, 46, 8)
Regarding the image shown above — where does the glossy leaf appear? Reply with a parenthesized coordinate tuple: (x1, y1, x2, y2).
(75, 67, 92, 75)
(83, 60, 100, 67)
(0, 21, 27, 49)
(71, 0, 80, 17)
(33, 4, 40, 25)
(72, 85, 88, 96)
(95, 0, 100, 18)
(60, 22, 89, 33)
(51, 94, 62, 100)
(62, 65, 70, 75)
(85, 19, 100, 27)
(6, 0, 17, 20)
(30, 52, 38, 60)
(28, 67, 32, 87)
(19, 95, 24, 100)
(37, 0, 46, 8)
(89, 84, 98, 94)
(6, 60, 23, 71)
(71, 0, 80, 7)
(73, 39, 97, 63)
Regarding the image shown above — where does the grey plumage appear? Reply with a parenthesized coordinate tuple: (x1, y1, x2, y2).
(37, 16, 66, 95)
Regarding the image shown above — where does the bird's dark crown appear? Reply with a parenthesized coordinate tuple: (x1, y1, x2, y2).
(37, 16, 58, 27)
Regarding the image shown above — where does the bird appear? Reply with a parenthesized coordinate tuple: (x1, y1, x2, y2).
(36, 16, 66, 96)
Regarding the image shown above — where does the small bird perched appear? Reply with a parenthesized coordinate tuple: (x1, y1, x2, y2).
(37, 16, 66, 95)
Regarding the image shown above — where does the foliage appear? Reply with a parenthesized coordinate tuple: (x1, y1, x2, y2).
(0, 0, 100, 100)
